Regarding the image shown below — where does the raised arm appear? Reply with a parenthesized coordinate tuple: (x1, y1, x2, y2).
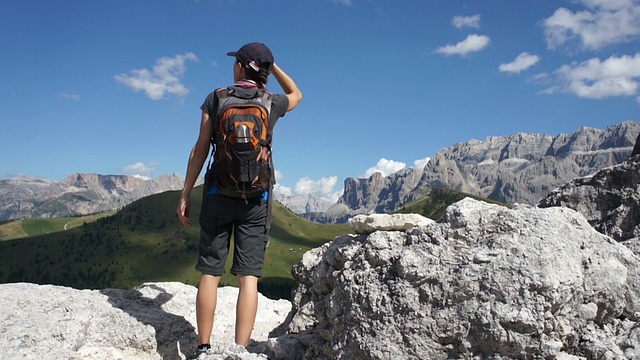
(271, 63, 302, 111)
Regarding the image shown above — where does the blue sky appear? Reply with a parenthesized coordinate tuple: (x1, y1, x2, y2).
(1, 0, 639, 203)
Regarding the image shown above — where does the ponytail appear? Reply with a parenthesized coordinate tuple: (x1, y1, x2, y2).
(242, 62, 270, 85)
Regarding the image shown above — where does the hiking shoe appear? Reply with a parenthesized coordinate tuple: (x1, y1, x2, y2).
(191, 344, 211, 359)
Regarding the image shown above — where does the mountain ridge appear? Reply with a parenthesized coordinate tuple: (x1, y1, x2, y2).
(330, 120, 639, 221)
(0, 173, 190, 220)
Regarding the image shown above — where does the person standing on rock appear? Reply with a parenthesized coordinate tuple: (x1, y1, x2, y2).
(176, 42, 302, 357)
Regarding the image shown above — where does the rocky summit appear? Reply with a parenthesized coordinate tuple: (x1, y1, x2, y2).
(538, 154, 640, 243)
(268, 199, 640, 360)
(3, 199, 640, 359)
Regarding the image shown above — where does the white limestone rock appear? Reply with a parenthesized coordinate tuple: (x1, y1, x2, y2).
(0, 282, 291, 360)
(270, 198, 640, 359)
(348, 213, 434, 234)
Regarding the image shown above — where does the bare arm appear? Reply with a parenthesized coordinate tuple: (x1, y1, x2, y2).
(177, 111, 213, 226)
(271, 63, 302, 111)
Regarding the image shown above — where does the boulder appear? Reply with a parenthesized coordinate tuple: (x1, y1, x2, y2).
(538, 155, 640, 242)
(0, 282, 291, 360)
(268, 198, 640, 359)
(348, 213, 435, 234)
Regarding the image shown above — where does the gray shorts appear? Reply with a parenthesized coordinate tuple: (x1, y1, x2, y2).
(196, 194, 268, 277)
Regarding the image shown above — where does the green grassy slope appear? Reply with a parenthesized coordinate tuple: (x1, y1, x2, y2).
(0, 220, 29, 241)
(0, 213, 115, 241)
(0, 186, 350, 299)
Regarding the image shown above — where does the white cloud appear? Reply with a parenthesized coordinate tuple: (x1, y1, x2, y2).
(273, 170, 342, 203)
(121, 162, 158, 180)
(115, 52, 198, 100)
(58, 92, 80, 101)
(274, 169, 284, 182)
(363, 158, 406, 177)
(543, 0, 640, 50)
(273, 170, 292, 196)
(452, 15, 481, 29)
(273, 183, 292, 197)
(499, 52, 541, 74)
(333, 0, 352, 6)
(545, 53, 640, 99)
(412, 157, 431, 169)
(294, 176, 341, 203)
(436, 34, 491, 56)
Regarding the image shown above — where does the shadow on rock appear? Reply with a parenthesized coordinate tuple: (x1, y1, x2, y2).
(103, 283, 197, 360)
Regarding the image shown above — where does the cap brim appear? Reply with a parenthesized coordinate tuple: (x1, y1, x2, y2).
(227, 51, 237, 57)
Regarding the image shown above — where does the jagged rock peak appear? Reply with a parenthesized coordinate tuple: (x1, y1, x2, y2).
(538, 154, 640, 242)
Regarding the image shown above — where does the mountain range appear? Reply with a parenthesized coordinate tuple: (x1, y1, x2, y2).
(316, 120, 640, 223)
(0, 173, 189, 220)
(2, 120, 638, 222)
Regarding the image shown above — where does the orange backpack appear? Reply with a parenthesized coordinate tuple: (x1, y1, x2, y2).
(209, 87, 273, 199)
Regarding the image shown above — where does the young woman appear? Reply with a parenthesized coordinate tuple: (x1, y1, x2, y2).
(176, 42, 302, 358)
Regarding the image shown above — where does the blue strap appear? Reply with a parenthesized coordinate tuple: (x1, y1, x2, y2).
(206, 186, 268, 200)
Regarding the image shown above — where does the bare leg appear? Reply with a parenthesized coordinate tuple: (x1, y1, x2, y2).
(235, 275, 259, 346)
(196, 274, 221, 345)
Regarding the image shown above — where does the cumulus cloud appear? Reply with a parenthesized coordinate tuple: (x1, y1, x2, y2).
(115, 52, 198, 100)
(58, 92, 80, 101)
(294, 176, 341, 203)
(333, 0, 352, 6)
(543, 0, 640, 50)
(452, 14, 481, 29)
(436, 34, 491, 56)
(363, 158, 406, 177)
(499, 52, 541, 74)
(273, 171, 342, 203)
(121, 162, 158, 180)
(273, 170, 292, 196)
(543, 53, 640, 99)
(412, 157, 431, 169)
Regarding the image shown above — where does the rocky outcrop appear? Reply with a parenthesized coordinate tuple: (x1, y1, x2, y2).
(6, 199, 640, 359)
(538, 155, 640, 242)
(267, 199, 640, 359)
(0, 282, 291, 360)
(337, 121, 639, 218)
(0, 173, 192, 220)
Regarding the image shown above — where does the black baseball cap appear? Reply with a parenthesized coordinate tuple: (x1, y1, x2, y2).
(227, 42, 274, 72)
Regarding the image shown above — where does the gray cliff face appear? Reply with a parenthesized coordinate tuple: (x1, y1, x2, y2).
(0, 173, 189, 220)
(538, 154, 640, 242)
(421, 121, 638, 205)
(268, 199, 640, 360)
(338, 121, 639, 216)
(338, 166, 424, 214)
